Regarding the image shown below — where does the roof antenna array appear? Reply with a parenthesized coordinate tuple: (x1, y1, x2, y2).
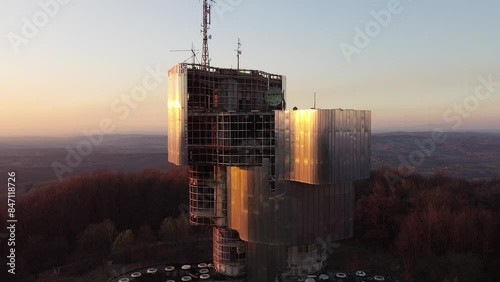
(201, 0, 216, 68)
(170, 43, 199, 64)
(235, 38, 242, 69)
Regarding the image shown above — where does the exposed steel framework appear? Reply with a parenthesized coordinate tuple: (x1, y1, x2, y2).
(213, 227, 247, 277)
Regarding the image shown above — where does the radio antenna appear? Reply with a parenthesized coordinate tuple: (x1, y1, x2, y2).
(201, 0, 215, 68)
(235, 38, 242, 69)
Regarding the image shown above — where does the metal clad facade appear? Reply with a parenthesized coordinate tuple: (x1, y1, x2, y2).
(167, 62, 372, 281)
(167, 64, 188, 165)
(227, 166, 355, 245)
(246, 242, 287, 282)
(275, 109, 371, 185)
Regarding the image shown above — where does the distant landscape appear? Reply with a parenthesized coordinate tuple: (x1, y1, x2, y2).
(0, 135, 171, 197)
(372, 132, 500, 180)
(1, 132, 499, 281)
(1, 132, 499, 197)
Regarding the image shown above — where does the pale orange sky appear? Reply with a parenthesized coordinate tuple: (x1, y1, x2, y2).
(1, 1, 499, 137)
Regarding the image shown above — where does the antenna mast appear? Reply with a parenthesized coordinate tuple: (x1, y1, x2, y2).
(169, 43, 199, 64)
(201, 0, 214, 68)
(235, 38, 242, 69)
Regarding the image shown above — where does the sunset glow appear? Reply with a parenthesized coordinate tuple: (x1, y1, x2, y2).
(1, 0, 499, 136)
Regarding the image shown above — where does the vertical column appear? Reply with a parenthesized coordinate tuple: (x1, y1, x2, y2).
(213, 227, 247, 277)
(215, 165, 227, 226)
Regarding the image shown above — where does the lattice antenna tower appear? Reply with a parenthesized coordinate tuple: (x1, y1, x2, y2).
(201, 0, 215, 68)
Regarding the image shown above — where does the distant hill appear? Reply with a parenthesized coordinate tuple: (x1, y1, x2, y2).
(1, 132, 498, 196)
(372, 132, 500, 180)
(0, 134, 171, 196)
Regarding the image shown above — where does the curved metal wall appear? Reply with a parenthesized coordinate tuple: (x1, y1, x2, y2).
(244, 241, 328, 282)
(275, 109, 371, 185)
(167, 64, 188, 166)
(227, 166, 355, 245)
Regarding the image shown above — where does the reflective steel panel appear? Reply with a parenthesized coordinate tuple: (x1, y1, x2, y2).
(275, 109, 371, 184)
(167, 64, 188, 165)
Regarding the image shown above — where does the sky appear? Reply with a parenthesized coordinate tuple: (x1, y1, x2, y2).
(1, 0, 499, 137)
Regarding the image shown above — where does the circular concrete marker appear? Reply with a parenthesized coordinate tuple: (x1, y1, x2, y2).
(165, 266, 175, 272)
(130, 272, 141, 278)
(200, 274, 210, 280)
(197, 262, 208, 268)
(181, 276, 192, 281)
(118, 278, 130, 282)
(199, 268, 209, 274)
(146, 268, 157, 274)
(374, 275, 385, 281)
(336, 272, 347, 278)
(207, 263, 213, 268)
(181, 264, 191, 270)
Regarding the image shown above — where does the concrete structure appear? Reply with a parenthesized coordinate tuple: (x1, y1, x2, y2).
(108, 264, 401, 282)
(167, 63, 371, 281)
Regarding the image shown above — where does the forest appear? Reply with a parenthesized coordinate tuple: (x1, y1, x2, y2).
(356, 168, 499, 281)
(0, 167, 498, 282)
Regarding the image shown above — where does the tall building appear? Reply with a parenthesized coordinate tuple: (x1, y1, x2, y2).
(167, 63, 371, 281)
